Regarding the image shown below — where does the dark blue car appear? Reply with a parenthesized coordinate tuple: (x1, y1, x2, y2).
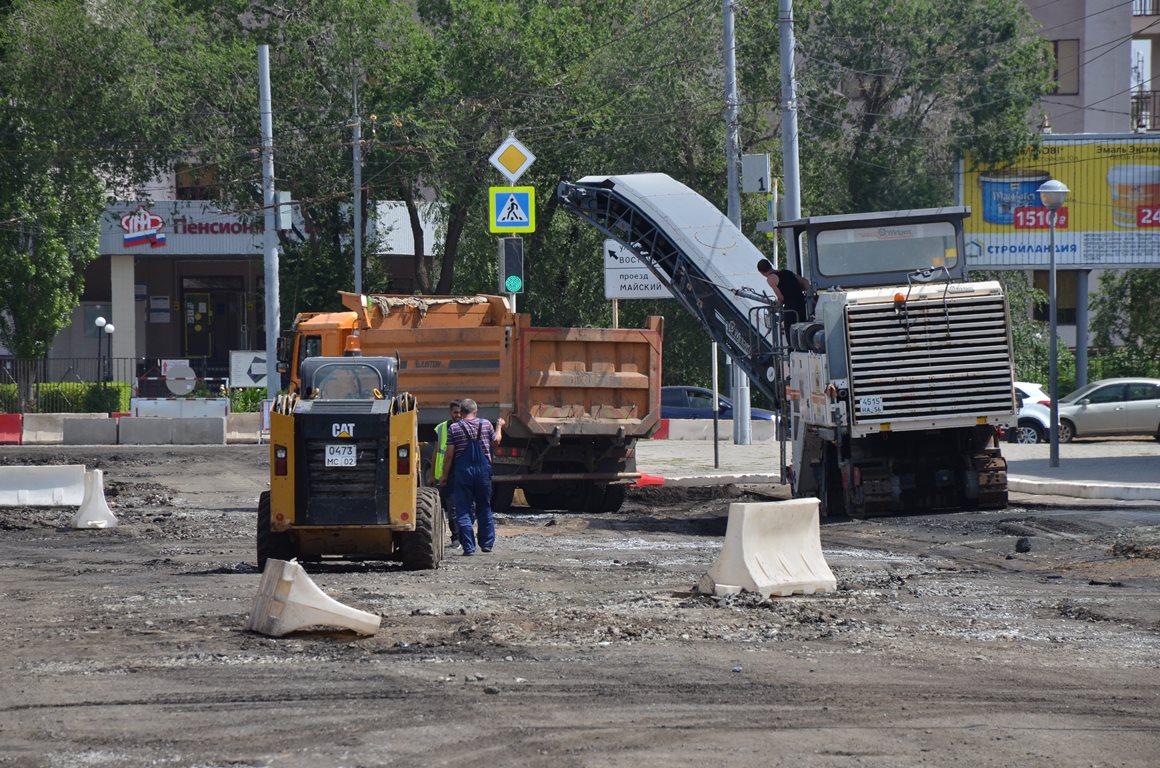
(661, 386, 777, 420)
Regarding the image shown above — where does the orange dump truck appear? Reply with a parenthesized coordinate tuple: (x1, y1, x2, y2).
(279, 292, 663, 513)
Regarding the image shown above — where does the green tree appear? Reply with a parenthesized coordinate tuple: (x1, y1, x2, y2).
(1089, 269, 1160, 379)
(0, 0, 209, 405)
(794, 0, 1054, 214)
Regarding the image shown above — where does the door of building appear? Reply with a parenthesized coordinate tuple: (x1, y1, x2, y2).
(183, 291, 213, 358)
(181, 277, 246, 362)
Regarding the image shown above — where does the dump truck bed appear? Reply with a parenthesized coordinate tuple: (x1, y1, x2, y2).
(308, 293, 662, 439)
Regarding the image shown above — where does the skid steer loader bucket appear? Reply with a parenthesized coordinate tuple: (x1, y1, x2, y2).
(248, 559, 381, 637)
(698, 498, 836, 598)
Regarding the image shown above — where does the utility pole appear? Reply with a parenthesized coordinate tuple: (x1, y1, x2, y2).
(778, 0, 802, 265)
(723, 0, 752, 445)
(352, 75, 363, 295)
(258, 45, 281, 403)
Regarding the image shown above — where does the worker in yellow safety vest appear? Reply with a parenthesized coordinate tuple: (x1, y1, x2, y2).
(433, 400, 462, 545)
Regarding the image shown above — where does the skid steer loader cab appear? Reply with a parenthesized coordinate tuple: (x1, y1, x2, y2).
(257, 356, 444, 571)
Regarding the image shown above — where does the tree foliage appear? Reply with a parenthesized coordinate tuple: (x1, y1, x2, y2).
(1089, 269, 1160, 379)
(794, 0, 1054, 214)
(0, 0, 1062, 394)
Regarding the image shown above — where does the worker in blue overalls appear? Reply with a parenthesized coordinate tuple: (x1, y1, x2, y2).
(439, 397, 504, 555)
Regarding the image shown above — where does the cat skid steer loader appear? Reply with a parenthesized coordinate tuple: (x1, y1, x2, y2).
(257, 354, 444, 570)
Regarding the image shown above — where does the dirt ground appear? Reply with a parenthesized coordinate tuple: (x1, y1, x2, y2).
(1, 445, 1159, 768)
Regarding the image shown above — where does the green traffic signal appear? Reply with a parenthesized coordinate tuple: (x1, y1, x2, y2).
(505, 274, 523, 293)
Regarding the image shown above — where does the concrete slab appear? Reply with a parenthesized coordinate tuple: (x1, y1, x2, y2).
(22, 413, 108, 445)
(172, 417, 226, 445)
(118, 417, 174, 445)
(226, 413, 261, 444)
(63, 418, 118, 445)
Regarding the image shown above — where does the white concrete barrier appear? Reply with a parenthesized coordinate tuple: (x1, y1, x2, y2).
(131, 398, 231, 418)
(0, 465, 87, 506)
(698, 498, 836, 598)
(248, 559, 381, 637)
(664, 419, 777, 442)
(72, 469, 118, 529)
(226, 413, 261, 444)
(22, 413, 108, 445)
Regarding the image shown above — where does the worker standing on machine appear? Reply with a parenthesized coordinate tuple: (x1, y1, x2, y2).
(440, 398, 504, 556)
(432, 400, 462, 547)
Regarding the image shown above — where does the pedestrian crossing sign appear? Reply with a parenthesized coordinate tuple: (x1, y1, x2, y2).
(489, 186, 536, 233)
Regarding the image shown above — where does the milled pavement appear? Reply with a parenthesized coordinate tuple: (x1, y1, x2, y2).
(633, 436, 1160, 503)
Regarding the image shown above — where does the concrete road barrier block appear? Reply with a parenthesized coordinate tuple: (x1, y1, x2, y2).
(22, 413, 106, 445)
(248, 559, 380, 637)
(698, 498, 836, 598)
(118, 417, 174, 445)
(63, 417, 118, 445)
(226, 413, 261, 444)
(0, 414, 22, 444)
(172, 417, 226, 445)
(0, 464, 86, 506)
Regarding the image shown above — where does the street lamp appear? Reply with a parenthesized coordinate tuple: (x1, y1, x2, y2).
(94, 316, 107, 383)
(1037, 178, 1069, 469)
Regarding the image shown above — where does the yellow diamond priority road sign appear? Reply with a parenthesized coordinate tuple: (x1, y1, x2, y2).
(489, 135, 536, 184)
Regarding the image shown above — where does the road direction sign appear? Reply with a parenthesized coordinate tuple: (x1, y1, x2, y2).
(489, 135, 536, 183)
(489, 187, 536, 233)
(603, 240, 672, 300)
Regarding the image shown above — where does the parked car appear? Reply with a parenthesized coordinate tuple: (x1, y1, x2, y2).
(1056, 378, 1160, 442)
(661, 385, 776, 420)
(1015, 381, 1051, 407)
(1007, 401, 1053, 444)
(1006, 381, 1055, 444)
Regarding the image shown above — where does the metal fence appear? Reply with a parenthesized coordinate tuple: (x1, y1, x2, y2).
(0, 356, 233, 413)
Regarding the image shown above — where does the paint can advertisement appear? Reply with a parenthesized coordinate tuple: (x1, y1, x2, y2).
(961, 136, 1160, 269)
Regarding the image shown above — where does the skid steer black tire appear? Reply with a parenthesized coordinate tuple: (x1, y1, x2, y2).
(399, 487, 444, 571)
(256, 491, 295, 571)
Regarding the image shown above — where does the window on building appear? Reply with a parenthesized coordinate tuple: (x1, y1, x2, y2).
(1032, 270, 1077, 325)
(1052, 39, 1080, 96)
(175, 162, 220, 200)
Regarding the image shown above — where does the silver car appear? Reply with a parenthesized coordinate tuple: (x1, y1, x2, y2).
(1057, 378, 1160, 443)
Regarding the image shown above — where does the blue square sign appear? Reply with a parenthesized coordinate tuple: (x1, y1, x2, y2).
(489, 187, 536, 233)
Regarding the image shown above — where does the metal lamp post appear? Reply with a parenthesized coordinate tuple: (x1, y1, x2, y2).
(1037, 178, 1069, 468)
(103, 323, 115, 387)
(94, 316, 107, 383)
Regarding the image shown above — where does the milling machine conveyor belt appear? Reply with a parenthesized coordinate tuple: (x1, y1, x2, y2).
(556, 173, 781, 403)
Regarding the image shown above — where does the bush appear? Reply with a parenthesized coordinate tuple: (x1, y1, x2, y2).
(226, 386, 266, 413)
(0, 382, 130, 414)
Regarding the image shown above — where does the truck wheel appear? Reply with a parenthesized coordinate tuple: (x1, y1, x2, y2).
(492, 483, 516, 514)
(399, 487, 444, 571)
(256, 491, 295, 571)
(582, 483, 608, 513)
(523, 489, 556, 511)
(602, 484, 627, 513)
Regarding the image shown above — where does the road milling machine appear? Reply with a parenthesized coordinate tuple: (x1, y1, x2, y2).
(558, 174, 1016, 517)
(257, 354, 444, 570)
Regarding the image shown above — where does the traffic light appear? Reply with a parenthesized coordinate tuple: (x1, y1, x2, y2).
(498, 236, 524, 294)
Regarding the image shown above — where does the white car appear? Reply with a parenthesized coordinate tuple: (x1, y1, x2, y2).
(1006, 381, 1055, 444)
(1015, 381, 1051, 407)
(1008, 401, 1053, 444)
